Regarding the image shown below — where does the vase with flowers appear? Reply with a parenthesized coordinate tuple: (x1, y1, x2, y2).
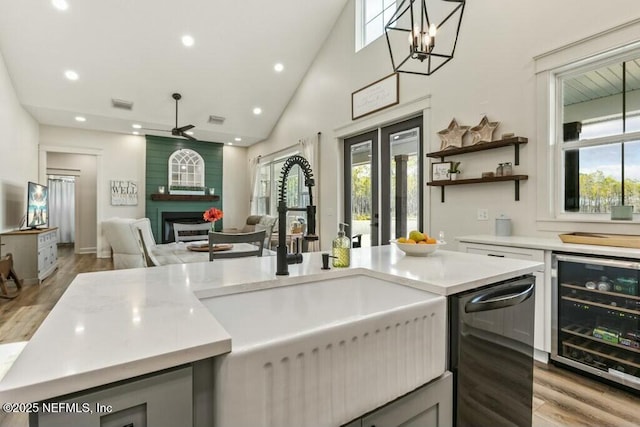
(203, 207, 223, 232)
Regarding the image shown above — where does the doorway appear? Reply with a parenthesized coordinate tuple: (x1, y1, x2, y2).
(343, 116, 423, 247)
(45, 151, 98, 254)
(47, 176, 76, 245)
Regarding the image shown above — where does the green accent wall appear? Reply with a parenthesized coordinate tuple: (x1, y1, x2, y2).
(145, 135, 224, 242)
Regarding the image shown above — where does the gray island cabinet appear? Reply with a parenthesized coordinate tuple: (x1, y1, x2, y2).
(343, 373, 452, 427)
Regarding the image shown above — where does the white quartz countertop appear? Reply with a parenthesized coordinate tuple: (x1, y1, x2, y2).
(457, 234, 640, 258)
(0, 245, 542, 404)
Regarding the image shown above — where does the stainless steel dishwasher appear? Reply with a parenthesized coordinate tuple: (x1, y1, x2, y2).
(449, 275, 536, 427)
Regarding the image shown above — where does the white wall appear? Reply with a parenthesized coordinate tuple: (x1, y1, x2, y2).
(249, 0, 640, 250)
(0, 50, 39, 233)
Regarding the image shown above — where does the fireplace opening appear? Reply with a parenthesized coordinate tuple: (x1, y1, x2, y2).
(161, 211, 206, 243)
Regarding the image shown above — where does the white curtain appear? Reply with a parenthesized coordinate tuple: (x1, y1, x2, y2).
(298, 133, 320, 246)
(48, 178, 76, 243)
(248, 155, 261, 214)
(298, 134, 317, 173)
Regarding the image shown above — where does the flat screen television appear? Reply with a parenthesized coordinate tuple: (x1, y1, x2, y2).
(26, 181, 49, 229)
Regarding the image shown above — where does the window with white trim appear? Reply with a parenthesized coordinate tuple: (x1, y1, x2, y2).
(356, 0, 396, 51)
(168, 149, 205, 188)
(252, 152, 309, 226)
(557, 55, 640, 215)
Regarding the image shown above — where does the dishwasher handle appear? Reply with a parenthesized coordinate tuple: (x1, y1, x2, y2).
(465, 282, 534, 313)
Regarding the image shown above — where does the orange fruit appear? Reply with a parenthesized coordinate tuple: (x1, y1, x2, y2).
(426, 237, 436, 244)
(417, 241, 428, 245)
(406, 239, 416, 244)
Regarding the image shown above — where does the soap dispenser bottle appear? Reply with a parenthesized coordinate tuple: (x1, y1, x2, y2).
(332, 223, 351, 267)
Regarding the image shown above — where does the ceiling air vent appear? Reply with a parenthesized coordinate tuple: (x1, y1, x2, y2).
(208, 115, 225, 125)
(111, 98, 134, 110)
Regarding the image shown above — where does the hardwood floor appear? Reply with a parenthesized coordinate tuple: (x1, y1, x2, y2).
(533, 361, 639, 426)
(0, 244, 113, 344)
(1, 246, 638, 426)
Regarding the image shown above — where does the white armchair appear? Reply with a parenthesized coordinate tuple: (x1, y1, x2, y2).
(102, 218, 190, 269)
(102, 218, 147, 269)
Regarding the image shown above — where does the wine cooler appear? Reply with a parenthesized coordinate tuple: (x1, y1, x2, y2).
(551, 254, 640, 391)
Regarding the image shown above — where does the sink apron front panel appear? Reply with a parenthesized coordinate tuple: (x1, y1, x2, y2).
(202, 274, 447, 427)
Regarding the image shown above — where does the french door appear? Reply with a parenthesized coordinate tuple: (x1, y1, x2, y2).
(344, 130, 379, 247)
(344, 116, 423, 247)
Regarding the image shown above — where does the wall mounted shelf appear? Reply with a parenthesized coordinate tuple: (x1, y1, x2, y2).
(427, 136, 529, 202)
(150, 194, 219, 202)
(427, 175, 528, 202)
(427, 136, 528, 165)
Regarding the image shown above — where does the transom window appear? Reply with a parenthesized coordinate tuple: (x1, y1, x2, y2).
(357, 0, 396, 51)
(168, 149, 205, 188)
(558, 56, 640, 214)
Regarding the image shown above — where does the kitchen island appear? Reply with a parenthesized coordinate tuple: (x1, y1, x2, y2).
(0, 246, 542, 426)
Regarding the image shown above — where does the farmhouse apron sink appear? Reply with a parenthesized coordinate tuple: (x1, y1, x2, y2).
(200, 273, 446, 427)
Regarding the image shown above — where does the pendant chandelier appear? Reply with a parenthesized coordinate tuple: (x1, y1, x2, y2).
(385, 0, 466, 76)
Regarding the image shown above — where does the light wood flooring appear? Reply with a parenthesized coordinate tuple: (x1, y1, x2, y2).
(1, 245, 638, 426)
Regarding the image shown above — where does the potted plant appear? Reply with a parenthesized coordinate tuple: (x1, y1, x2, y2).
(448, 161, 461, 180)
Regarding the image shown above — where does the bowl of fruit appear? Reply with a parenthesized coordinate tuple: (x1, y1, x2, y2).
(390, 230, 445, 257)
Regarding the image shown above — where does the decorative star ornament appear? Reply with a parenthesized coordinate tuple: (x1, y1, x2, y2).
(438, 119, 469, 150)
(469, 116, 499, 145)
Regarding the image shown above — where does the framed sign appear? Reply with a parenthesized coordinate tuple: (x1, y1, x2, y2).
(110, 180, 138, 206)
(352, 73, 399, 120)
(431, 162, 451, 182)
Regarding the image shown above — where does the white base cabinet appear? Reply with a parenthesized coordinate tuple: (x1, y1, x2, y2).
(458, 242, 550, 355)
(343, 372, 452, 427)
(0, 228, 58, 285)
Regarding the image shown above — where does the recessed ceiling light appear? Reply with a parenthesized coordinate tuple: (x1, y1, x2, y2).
(65, 70, 79, 81)
(75, 116, 86, 122)
(132, 131, 140, 135)
(181, 35, 195, 47)
(52, 0, 69, 11)
(227, 142, 233, 146)
(185, 131, 194, 135)
(253, 107, 262, 115)
(132, 124, 142, 129)
(234, 137, 242, 142)
(274, 63, 284, 72)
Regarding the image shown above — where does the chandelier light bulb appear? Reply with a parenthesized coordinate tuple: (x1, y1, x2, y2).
(413, 26, 420, 41)
(428, 23, 437, 38)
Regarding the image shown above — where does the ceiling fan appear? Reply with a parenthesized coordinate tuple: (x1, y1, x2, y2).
(143, 93, 196, 140)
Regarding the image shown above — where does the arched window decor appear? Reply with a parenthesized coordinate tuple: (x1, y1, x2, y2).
(168, 149, 205, 189)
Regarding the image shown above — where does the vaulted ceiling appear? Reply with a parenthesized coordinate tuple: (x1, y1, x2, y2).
(0, 0, 349, 146)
